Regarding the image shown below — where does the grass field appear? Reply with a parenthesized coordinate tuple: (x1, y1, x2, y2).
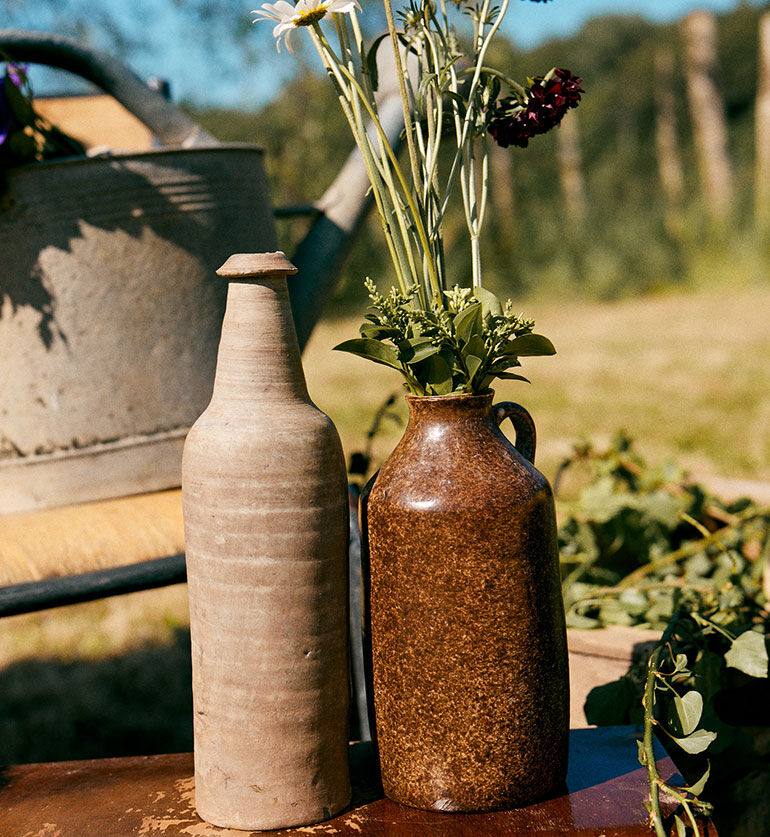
(1, 282, 768, 765)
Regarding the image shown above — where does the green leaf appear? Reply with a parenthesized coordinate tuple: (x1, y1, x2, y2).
(505, 333, 556, 357)
(673, 691, 703, 736)
(683, 762, 711, 796)
(566, 612, 601, 629)
(670, 728, 717, 754)
(359, 323, 400, 340)
(725, 629, 769, 678)
(495, 371, 531, 383)
(636, 738, 647, 766)
(333, 338, 401, 370)
(397, 338, 439, 365)
(418, 72, 439, 99)
(463, 333, 486, 359)
(472, 286, 503, 317)
(673, 814, 687, 837)
(465, 353, 483, 382)
(444, 90, 467, 109)
(453, 303, 483, 343)
(364, 33, 390, 92)
(420, 353, 453, 395)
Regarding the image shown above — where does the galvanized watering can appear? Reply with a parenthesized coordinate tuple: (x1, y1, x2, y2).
(0, 31, 403, 514)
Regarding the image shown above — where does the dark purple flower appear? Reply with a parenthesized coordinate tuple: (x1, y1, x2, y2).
(489, 68, 584, 149)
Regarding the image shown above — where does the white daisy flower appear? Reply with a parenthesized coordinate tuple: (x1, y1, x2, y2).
(252, 0, 361, 54)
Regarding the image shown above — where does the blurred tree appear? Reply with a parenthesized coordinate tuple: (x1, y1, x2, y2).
(683, 10, 735, 228)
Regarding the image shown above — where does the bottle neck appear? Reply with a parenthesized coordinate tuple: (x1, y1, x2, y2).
(210, 276, 309, 405)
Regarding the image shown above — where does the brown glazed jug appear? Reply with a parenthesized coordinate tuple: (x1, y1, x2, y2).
(362, 391, 569, 812)
(182, 252, 351, 830)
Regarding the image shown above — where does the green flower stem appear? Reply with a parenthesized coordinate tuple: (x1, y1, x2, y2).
(422, 34, 445, 192)
(310, 26, 413, 293)
(462, 65, 527, 97)
(478, 140, 490, 232)
(610, 507, 765, 593)
(641, 624, 713, 837)
(643, 645, 668, 837)
(439, 0, 510, 222)
(383, 0, 424, 210)
(314, 25, 416, 291)
(347, 10, 373, 98)
(613, 534, 726, 590)
(690, 611, 737, 642)
(342, 41, 422, 296)
(330, 57, 443, 305)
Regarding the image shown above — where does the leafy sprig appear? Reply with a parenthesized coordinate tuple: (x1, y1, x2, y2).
(558, 434, 769, 631)
(334, 278, 555, 394)
(640, 605, 768, 836)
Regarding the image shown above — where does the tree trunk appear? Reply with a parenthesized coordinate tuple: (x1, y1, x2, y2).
(487, 141, 516, 262)
(682, 10, 734, 227)
(755, 12, 770, 233)
(556, 109, 586, 224)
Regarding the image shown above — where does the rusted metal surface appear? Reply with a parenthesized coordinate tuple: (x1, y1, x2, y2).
(0, 728, 717, 835)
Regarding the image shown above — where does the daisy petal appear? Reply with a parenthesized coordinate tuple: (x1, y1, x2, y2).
(326, 0, 360, 11)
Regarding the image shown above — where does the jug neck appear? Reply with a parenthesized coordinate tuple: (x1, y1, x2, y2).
(210, 253, 309, 405)
(404, 392, 495, 430)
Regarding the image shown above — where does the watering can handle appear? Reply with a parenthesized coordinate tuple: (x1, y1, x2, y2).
(0, 29, 217, 148)
(493, 402, 537, 465)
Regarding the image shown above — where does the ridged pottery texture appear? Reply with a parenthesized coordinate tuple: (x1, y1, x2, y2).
(363, 392, 569, 812)
(182, 253, 351, 831)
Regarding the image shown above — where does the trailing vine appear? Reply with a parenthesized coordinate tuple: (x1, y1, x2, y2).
(557, 435, 770, 835)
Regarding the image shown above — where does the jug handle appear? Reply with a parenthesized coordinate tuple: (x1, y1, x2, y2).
(493, 402, 536, 465)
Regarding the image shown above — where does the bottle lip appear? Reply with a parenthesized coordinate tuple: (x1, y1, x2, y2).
(216, 252, 298, 279)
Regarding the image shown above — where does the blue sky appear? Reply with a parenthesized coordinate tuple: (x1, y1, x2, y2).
(15, 0, 769, 107)
(509, 0, 766, 48)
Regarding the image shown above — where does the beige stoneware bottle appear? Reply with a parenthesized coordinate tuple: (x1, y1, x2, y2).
(182, 252, 351, 831)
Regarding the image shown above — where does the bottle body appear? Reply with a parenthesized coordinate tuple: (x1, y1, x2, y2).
(182, 257, 351, 830)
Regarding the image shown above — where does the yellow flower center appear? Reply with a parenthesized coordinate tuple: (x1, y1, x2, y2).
(294, 5, 328, 26)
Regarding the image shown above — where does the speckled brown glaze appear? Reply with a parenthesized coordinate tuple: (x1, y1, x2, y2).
(362, 391, 569, 813)
(182, 253, 351, 830)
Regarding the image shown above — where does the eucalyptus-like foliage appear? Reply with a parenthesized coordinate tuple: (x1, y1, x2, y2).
(336, 278, 555, 394)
